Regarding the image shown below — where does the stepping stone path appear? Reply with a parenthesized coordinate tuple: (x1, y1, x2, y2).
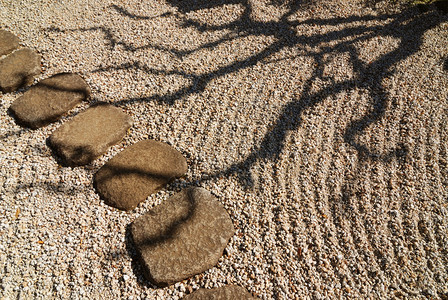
(48, 103, 133, 166)
(0, 29, 19, 56)
(94, 139, 187, 211)
(0, 48, 41, 93)
(131, 187, 235, 287)
(184, 285, 258, 299)
(9, 73, 91, 129)
(2, 29, 245, 295)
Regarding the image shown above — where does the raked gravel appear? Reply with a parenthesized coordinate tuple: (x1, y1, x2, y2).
(1, 0, 448, 299)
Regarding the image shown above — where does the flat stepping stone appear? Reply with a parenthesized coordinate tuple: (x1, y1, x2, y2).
(94, 139, 187, 211)
(48, 103, 132, 166)
(9, 73, 91, 129)
(0, 48, 41, 93)
(0, 30, 19, 56)
(184, 285, 258, 300)
(131, 187, 234, 287)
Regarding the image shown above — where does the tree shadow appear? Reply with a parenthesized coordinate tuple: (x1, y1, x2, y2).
(47, 1, 446, 191)
(168, 0, 246, 13)
(0, 127, 29, 140)
(36, 73, 90, 98)
(0, 70, 37, 94)
(123, 188, 198, 287)
(435, 0, 448, 14)
(93, 162, 185, 211)
(44, 101, 128, 167)
(110, 4, 174, 20)
(123, 223, 158, 289)
(43, 2, 445, 183)
(11, 180, 88, 195)
(8, 73, 91, 129)
(14, 2, 445, 295)
(45, 131, 94, 168)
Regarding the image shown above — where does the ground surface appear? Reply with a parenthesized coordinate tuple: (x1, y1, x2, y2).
(1, 0, 447, 299)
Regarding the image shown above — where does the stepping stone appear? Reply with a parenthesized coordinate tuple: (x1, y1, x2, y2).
(48, 103, 132, 166)
(0, 48, 41, 93)
(0, 30, 19, 56)
(9, 73, 91, 129)
(184, 285, 258, 300)
(131, 187, 234, 287)
(94, 139, 187, 211)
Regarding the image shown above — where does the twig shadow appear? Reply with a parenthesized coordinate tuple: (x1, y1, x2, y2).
(0, 127, 29, 140)
(110, 4, 174, 20)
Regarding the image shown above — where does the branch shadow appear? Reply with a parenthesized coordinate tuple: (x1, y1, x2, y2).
(8, 73, 91, 129)
(43, 1, 445, 188)
(123, 188, 198, 288)
(0, 127, 29, 140)
(45, 102, 118, 168)
(123, 224, 158, 289)
(0, 70, 37, 94)
(168, 0, 247, 13)
(11, 180, 88, 195)
(93, 162, 184, 211)
(110, 4, 174, 20)
(36, 73, 90, 98)
(25, 1, 448, 294)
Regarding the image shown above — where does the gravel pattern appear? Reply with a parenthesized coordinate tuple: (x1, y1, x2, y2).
(1, 0, 448, 299)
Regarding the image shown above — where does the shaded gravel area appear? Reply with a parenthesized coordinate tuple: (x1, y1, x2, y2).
(1, 0, 448, 299)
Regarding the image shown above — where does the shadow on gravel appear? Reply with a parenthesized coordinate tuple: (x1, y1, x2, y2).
(123, 189, 197, 288)
(11, 181, 87, 196)
(44, 0, 444, 188)
(110, 4, 174, 20)
(0, 127, 29, 140)
(123, 224, 158, 289)
(37, 1, 448, 296)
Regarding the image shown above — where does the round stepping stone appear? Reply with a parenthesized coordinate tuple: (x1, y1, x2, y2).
(0, 48, 41, 93)
(184, 285, 258, 300)
(94, 139, 187, 211)
(48, 103, 133, 166)
(131, 187, 235, 287)
(0, 30, 20, 56)
(9, 73, 91, 129)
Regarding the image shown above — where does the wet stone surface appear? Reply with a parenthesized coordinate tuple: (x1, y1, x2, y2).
(131, 187, 235, 287)
(9, 73, 91, 129)
(0, 48, 40, 93)
(48, 103, 133, 166)
(94, 139, 187, 211)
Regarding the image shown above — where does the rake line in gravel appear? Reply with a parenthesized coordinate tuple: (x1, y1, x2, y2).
(45, 0, 444, 189)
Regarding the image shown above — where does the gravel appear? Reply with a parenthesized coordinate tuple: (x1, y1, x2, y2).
(1, 0, 448, 299)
